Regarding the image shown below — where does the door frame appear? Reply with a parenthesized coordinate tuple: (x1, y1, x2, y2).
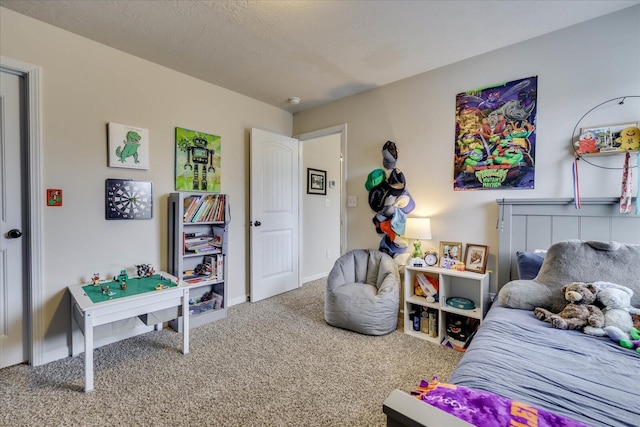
(295, 124, 347, 257)
(0, 56, 44, 366)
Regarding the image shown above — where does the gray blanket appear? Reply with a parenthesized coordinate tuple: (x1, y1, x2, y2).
(449, 302, 640, 427)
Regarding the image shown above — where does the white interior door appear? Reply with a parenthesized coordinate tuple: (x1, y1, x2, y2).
(250, 128, 299, 302)
(0, 70, 27, 368)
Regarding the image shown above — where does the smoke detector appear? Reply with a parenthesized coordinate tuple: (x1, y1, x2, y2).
(288, 97, 301, 105)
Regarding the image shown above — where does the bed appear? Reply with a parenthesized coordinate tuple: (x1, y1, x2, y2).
(383, 198, 640, 427)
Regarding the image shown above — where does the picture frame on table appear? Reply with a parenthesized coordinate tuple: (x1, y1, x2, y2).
(464, 244, 489, 274)
(307, 168, 327, 195)
(439, 241, 462, 269)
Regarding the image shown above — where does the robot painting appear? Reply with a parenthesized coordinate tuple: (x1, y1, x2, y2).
(175, 127, 221, 192)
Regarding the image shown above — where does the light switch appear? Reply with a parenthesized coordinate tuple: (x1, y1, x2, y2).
(348, 195, 357, 208)
(325, 198, 331, 207)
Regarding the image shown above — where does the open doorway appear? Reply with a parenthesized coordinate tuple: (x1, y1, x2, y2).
(296, 125, 347, 283)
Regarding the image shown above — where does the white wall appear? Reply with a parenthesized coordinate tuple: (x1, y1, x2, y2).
(301, 134, 341, 282)
(1, 8, 292, 362)
(294, 6, 640, 291)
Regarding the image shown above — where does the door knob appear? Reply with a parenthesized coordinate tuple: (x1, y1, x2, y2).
(254, 221, 261, 227)
(7, 229, 22, 239)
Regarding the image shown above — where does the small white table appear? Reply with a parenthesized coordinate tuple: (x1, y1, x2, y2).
(68, 272, 189, 392)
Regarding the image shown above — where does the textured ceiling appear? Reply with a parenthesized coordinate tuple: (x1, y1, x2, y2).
(2, 0, 638, 113)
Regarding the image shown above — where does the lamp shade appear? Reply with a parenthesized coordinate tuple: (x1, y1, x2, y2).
(404, 217, 432, 240)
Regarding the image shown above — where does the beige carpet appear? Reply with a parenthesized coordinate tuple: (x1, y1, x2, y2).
(0, 278, 463, 426)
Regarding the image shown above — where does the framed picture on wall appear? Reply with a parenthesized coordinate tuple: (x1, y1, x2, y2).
(307, 168, 327, 195)
(174, 127, 221, 192)
(108, 122, 150, 169)
(464, 244, 489, 273)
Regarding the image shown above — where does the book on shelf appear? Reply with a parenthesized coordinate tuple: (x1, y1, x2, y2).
(186, 246, 221, 255)
(184, 244, 221, 254)
(183, 232, 220, 255)
(183, 272, 210, 282)
(185, 235, 214, 243)
(209, 196, 225, 222)
(185, 231, 211, 238)
(183, 195, 202, 222)
(186, 241, 215, 250)
(216, 254, 224, 280)
(191, 198, 210, 222)
(202, 254, 224, 281)
(183, 194, 226, 223)
(194, 194, 213, 222)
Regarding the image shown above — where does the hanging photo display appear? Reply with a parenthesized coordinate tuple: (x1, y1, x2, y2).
(175, 127, 221, 192)
(454, 76, 537, 190)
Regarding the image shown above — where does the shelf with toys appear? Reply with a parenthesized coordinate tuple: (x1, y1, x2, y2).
(168, 192, 229, 331)
(404, 265, 490, 350)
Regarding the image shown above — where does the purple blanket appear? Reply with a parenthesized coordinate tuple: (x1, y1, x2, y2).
(411, 378, 589, 427)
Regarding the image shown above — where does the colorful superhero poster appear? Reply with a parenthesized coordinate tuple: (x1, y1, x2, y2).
(454, 76, 537, 190)
(175, 127, 221, 192)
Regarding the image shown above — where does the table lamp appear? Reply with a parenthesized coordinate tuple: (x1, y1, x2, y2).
(405, 217, 432, 259)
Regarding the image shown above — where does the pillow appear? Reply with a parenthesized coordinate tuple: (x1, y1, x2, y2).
(515, 251, 546, 280)
(411, 378, 588, 427)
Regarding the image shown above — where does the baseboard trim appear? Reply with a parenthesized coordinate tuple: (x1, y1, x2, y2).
(228, 295, 247, 307)
(302, 272, 328, 283)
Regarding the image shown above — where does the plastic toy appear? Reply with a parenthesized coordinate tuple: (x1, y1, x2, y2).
(619, 327, 640, 354)
(136, 264, 155, 277)
(117, 270, 128, 283)
(92, 273, 100, 286)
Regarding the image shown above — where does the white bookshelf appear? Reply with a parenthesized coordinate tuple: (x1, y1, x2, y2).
(404, 265, 490, 346)
(168, 192, 229, 330)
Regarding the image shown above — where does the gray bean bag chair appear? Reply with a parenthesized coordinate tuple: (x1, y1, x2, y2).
(325, 249, 400, 335)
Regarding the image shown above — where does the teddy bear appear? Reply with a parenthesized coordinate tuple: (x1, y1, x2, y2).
(583, 282, 640, 348)
(534, 282, 605, 330)
(632, 314, 640, 330)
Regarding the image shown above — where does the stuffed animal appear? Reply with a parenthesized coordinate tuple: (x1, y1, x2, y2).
(534, 282, 605, 330)
(632, 314, 640, 330)
(583, 283, 640, 348)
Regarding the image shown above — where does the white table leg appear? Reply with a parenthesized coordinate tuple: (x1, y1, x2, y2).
(182, 288, 189, 355)
(84, 312, 94, 392)
(70, 300, 76, 356)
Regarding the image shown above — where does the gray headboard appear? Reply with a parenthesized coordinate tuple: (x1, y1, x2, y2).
(497, 197, 640, 288)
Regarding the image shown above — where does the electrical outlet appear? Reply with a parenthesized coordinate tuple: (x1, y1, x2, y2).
(347, 195, 357, 208)
(326, 250, 332, 259)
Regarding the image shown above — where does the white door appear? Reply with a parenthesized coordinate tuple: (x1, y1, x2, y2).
(0, 70, 27, 368)
(250, 128, 299, 302)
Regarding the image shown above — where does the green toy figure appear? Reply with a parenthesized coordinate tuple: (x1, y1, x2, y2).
(411, 240, 423, 259)
(619, 327, 640, 354)
(117, 270, 128, 284)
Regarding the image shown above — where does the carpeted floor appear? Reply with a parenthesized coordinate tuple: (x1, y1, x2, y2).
(0, 278, 463, 426)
